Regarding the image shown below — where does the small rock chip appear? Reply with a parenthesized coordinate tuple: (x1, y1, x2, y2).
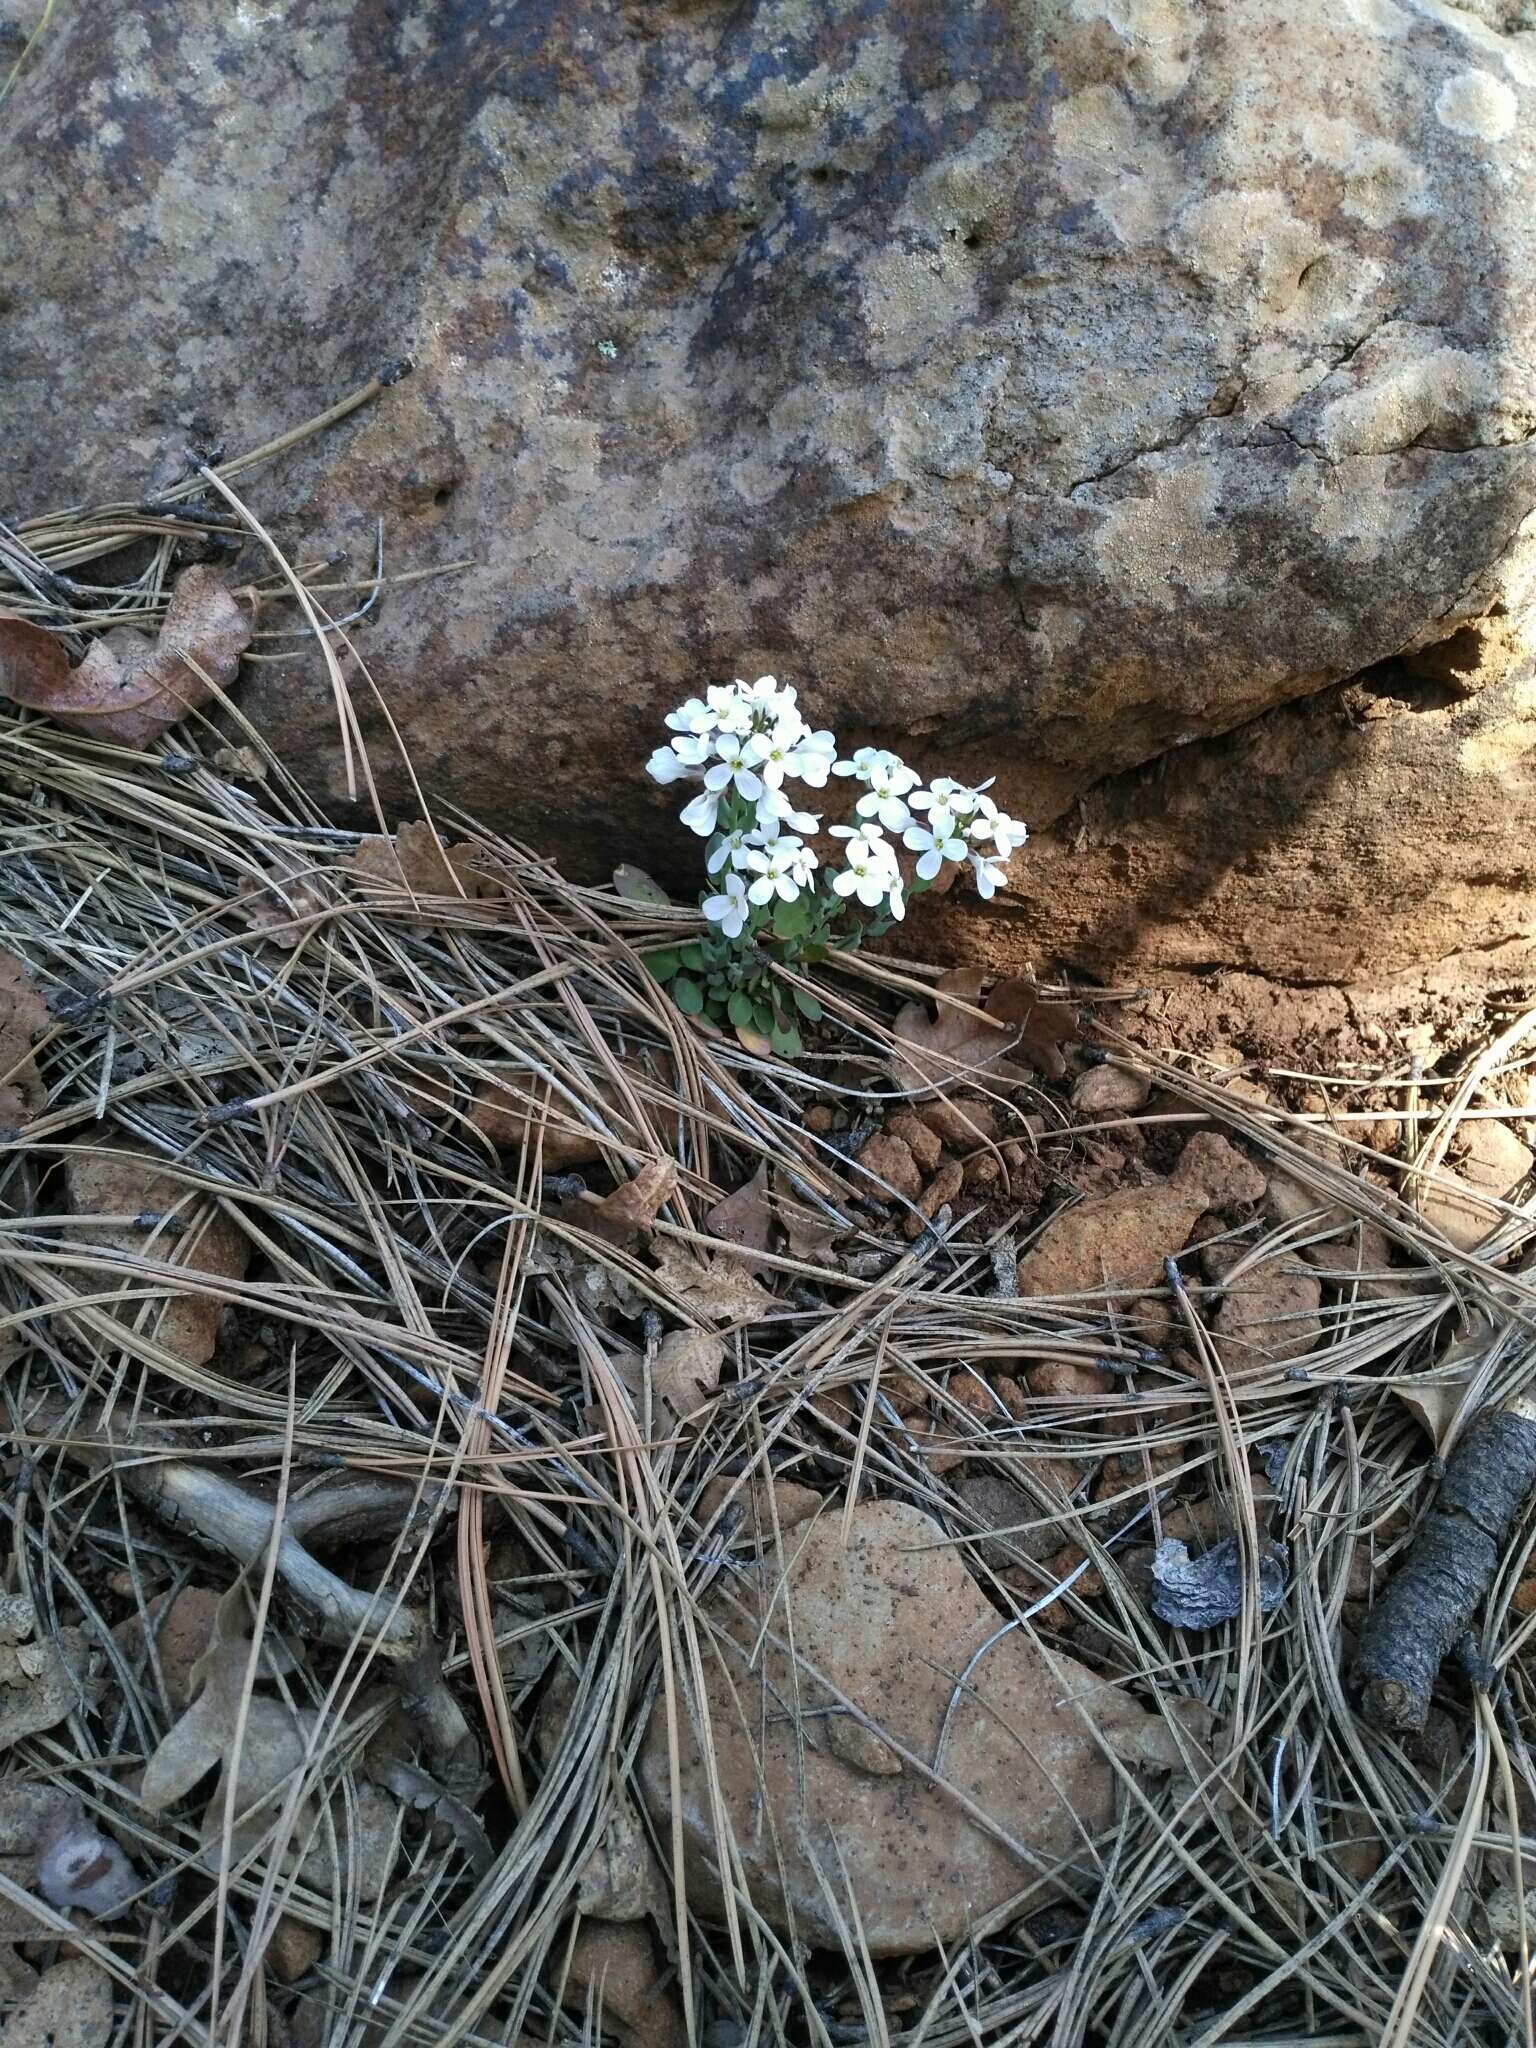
(1213, 1257, 1322, 1365)
(1015, 1187, 1206, 1301)
(562, 1922, 686, 2048)
(803, 1103, 835, 1135)
(963, 1153, 1002, 1189)
(854, 1132, 923, 1205)
(1456, 1118, 1535, 1198)
(1071, 1066, 1150, 1116)
(903, 1157, 964, 1237)
(886, 1110, 943, 1174)
(267, 1916, 323, 1984)
(1171, 1133, 1266, 1210)
(915, 1095, 1000, 1150)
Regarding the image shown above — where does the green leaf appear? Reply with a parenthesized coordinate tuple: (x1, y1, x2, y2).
(769, 1020, 803, 1058)
(727, 990, 756, 1029)
(773, 895, 812, 939)
(643, 949, 681, 982)
(803, 943, 827, 964)
(671, 976, 705, 1014)
(679, 942, 707, 971)
(752, 1000, 778, 1037)
(792, 987, 823, 1022)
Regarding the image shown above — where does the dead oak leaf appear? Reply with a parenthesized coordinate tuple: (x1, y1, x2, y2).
(704, 1162, 772, 1264)
(66, 1146, 252, 1368)
(563, 1158, 679, 1248)
(982, 976, 1079, 1081)
(239, 844, 331, 949)
(0, 1597, 94, 1757)
(652, 1241, 775, 1324)
(347, 821, 492, 903)
(0, 567, 253, 747)
(0, 950, 49, 1134)
(890, 968, 1043, 1096)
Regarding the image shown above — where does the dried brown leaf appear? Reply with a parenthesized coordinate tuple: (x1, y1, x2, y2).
(652, 1241, 776, 1323)
(240, 844, 330, 949)
(0, 1598, 93, 1756)
(983, 976, 1079, 1080)
(704, 1162, 772, 1262)
(0, 950, 48, 1134)
(890, 967, 1035, 1096)
(347, 820, 491, 902)
(652, 1329, 727, 1425)
(66, 1146, 251, 1368)
(0, 568, 253, 745)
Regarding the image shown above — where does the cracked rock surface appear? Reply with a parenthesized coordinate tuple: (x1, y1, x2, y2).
(5, 0, 1536, 978)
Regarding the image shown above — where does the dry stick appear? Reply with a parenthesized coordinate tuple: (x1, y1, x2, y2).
(1354, 1393, 1536, 1732)
(24, 1399, 473, 1773)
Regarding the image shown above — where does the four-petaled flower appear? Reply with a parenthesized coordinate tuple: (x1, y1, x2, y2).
(745, 839, 808, 905)
(702, 871, 750, 937)
(705, 729, 765, 799)
(708, 825, 757, 874)
(971, 851, 1009, 900)
(830, 825, 903, 911)
(854, 756, 920, 831)
(902, 812, 967, 880)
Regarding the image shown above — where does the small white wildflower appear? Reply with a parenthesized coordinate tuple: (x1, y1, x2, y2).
(834, 745, 902, 784)
(748, 713, 833, 789)
(969, 802, 1028, 858)
(902, 813, 967, 880)
(702, 871, 750, 937)
(744, 839, 806, 906)
(665, 697, 717, 738)
(757, 789, 821, 837)
(707, 824, 759, 874)
(830, 826, 902, 909)
(680, 789, 722, 837)
(743, 675, 796, 726)
(704, 729, 765, 799)
(854, 755, 920, 831)
(793, 727, 838, 787)
(647, 744, 693, 785)
(707, 682, 756, 735)
(910, 775, 993, 822)
(970, 850, 1009, 899)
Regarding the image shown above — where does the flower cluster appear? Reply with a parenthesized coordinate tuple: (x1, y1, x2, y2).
(643, 677, 1025, 1050)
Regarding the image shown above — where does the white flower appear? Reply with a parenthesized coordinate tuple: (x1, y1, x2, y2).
(707, 682, 755, 736)
(902, 814, 967, 880)
(910, 775, 993, 822)
(969, 803, 1028, 858)
(743, 675, 795, 726)
(703, 871, 750, 937)
(757, 789, 821, 838)
(830, 826, 902, 909)
(778, 836, 819, 888)
(793, 727, 838, 787)
(744, 839, 805, 906)
(704, 730, 765, 799)
(680, 789, 722, 837)
(747, 713, 832, 789)
(665, 697, 717, 738)
(971, 850, 1009, 899)
(854, 755, 920, 831)
(834, 745, 902, 784)
(647, 744, 693, 785)
(707, 825, 759, 874)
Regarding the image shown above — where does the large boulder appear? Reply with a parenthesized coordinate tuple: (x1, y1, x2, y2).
(5, 0, 1536, 977)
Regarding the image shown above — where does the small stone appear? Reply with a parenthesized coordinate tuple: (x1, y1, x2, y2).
(963, 1153, 1002, 1189)
(1512, 1577, 1536, 1617)
(886, 1110, 943, 1174)
(1015, 1187, 1207, 1300)
(854, 1132, 923, 1205)
(1071, 1066, 1150, 1115)
(1171, 1133, 1267, 1210)
(803, 1104, 835, 1135)
(1213, 1257, 1322, 1365)
(1456, 1118, 1535, 1196)
(268, 1916, 323, 1984)
(562, 1923, 686, 2048)
(915, 1096, 999, 1151)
